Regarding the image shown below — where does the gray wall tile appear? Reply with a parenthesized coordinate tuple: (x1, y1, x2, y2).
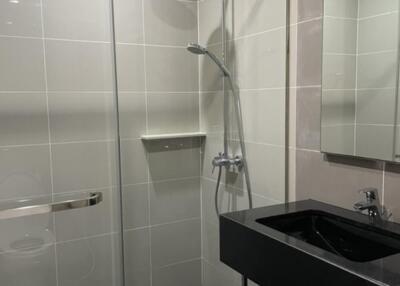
(52, 142, 115, 193)
(0, 38, 45, 91)
(152, 259, 202, 286)
(116, 44, 146, 92)
(54, 189, 114, 242)
(113, 0, 144, 44)
(43, 0, 111, 41)
(297, 19, 322, 86)
(296, 87, 321, 150)
(149, 178, 200, 225)
(240, 89, 285, 145)
(0, 244, 57, 286)
(151, 218, 201, 268)
(0, 0, 42, 37)
(48, 92, 114, 142)
(118, 93, 147, 139)
(120, 139, 148, 185)
(45, 40, 113, 92)
(124, 228, 151, 286)
(122, 184, 149, 229)
(0, 93, 49, 145)
(146, 46, 199, 92)
(144, 0, 198, 46)
(297, 0, 323, 22)
(147, 92, 199, 134)
(57, 235, 115, 286)
(296, 150, 383, 210)
(0, 145, 52, 200)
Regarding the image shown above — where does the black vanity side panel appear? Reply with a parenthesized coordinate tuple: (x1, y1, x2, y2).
(220, 217, 378, 286)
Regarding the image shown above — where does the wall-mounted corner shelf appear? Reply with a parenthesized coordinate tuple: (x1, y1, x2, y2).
(140, 132, 206, 141)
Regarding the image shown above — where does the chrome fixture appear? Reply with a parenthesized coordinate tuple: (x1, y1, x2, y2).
(212, 152, 243, 173)
(187, 43, 231, 76)
(0, 192, 103, 220)
(187, 41, 253, 217)
(354, 188, 391, 222)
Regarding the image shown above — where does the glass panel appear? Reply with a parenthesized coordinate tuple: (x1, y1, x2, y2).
(114, 0, 288, 285)
(321, 0, 400, 161)
(0, 0, 124, 285)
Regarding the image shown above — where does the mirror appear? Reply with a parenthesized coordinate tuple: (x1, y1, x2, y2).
(321, 0, 400, 161)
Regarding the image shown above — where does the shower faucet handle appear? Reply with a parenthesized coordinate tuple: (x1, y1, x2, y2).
(211, 152, 243, 174)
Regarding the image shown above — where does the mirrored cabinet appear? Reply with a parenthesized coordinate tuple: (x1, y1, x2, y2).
(321, 0, 400, 162)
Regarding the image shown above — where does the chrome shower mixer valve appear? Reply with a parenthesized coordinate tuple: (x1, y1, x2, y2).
(212, 152, 243, 173)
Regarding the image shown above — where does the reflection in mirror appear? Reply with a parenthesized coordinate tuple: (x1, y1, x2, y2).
(321, 0, 400, 161)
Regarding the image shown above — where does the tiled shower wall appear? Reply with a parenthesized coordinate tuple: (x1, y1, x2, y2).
(113, 0, 202, 285)
(292, 0, 400, 225)
(199, 1, 287, 285)
(0, 0, 122, 285)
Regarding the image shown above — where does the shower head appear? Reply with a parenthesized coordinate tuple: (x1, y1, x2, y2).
(187, 43, 207, 55)
(186, 43, 231, 77)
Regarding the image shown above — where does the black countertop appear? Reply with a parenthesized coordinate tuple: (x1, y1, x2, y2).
(221, 200, 400, 286)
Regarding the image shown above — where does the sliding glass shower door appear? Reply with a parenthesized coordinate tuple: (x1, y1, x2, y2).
(0, 0, 124, 285)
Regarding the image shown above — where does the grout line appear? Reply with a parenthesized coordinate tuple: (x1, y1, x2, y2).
(0, 139, 117, 149)
(229, 25, 286, 41)
(358, 10, 399, 21)
(323, 52, 356, 56)
(293, 16, 323, 26)
(56, 232, 116, 245)
(140, 1, 152, 284)
(324, 15, 357, 21)
(123, 217, 201, 233)
(117, 42, 188, 49)
(156, 257, 201, 270)
(358, 49, 398, 56)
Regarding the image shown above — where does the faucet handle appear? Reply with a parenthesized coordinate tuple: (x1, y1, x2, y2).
(358, 187, 378, 201)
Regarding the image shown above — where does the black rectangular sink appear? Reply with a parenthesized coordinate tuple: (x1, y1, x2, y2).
(220, 200, 400, 286)
(256, 210, 400, 262)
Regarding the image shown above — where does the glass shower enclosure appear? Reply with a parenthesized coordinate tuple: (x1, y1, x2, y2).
(0, 0, 124, 285)
(0, 0, 289, 285)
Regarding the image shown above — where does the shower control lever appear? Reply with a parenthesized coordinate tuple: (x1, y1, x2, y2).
(212, 152, 243, 173)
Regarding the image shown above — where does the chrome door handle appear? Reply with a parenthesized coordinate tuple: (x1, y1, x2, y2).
(0, 192, 103, 220)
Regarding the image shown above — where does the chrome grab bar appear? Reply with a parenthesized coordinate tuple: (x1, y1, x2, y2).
(0, 192, 103, 220)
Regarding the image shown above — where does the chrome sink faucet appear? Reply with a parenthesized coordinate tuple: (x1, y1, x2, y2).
(354, 188, 391, 222)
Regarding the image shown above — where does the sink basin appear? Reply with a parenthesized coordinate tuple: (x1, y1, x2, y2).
(220, 200, 400, 286)
(256, 210, 400, 262)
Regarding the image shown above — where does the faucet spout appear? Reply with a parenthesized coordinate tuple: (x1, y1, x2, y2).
(354, 188, 384, 222)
